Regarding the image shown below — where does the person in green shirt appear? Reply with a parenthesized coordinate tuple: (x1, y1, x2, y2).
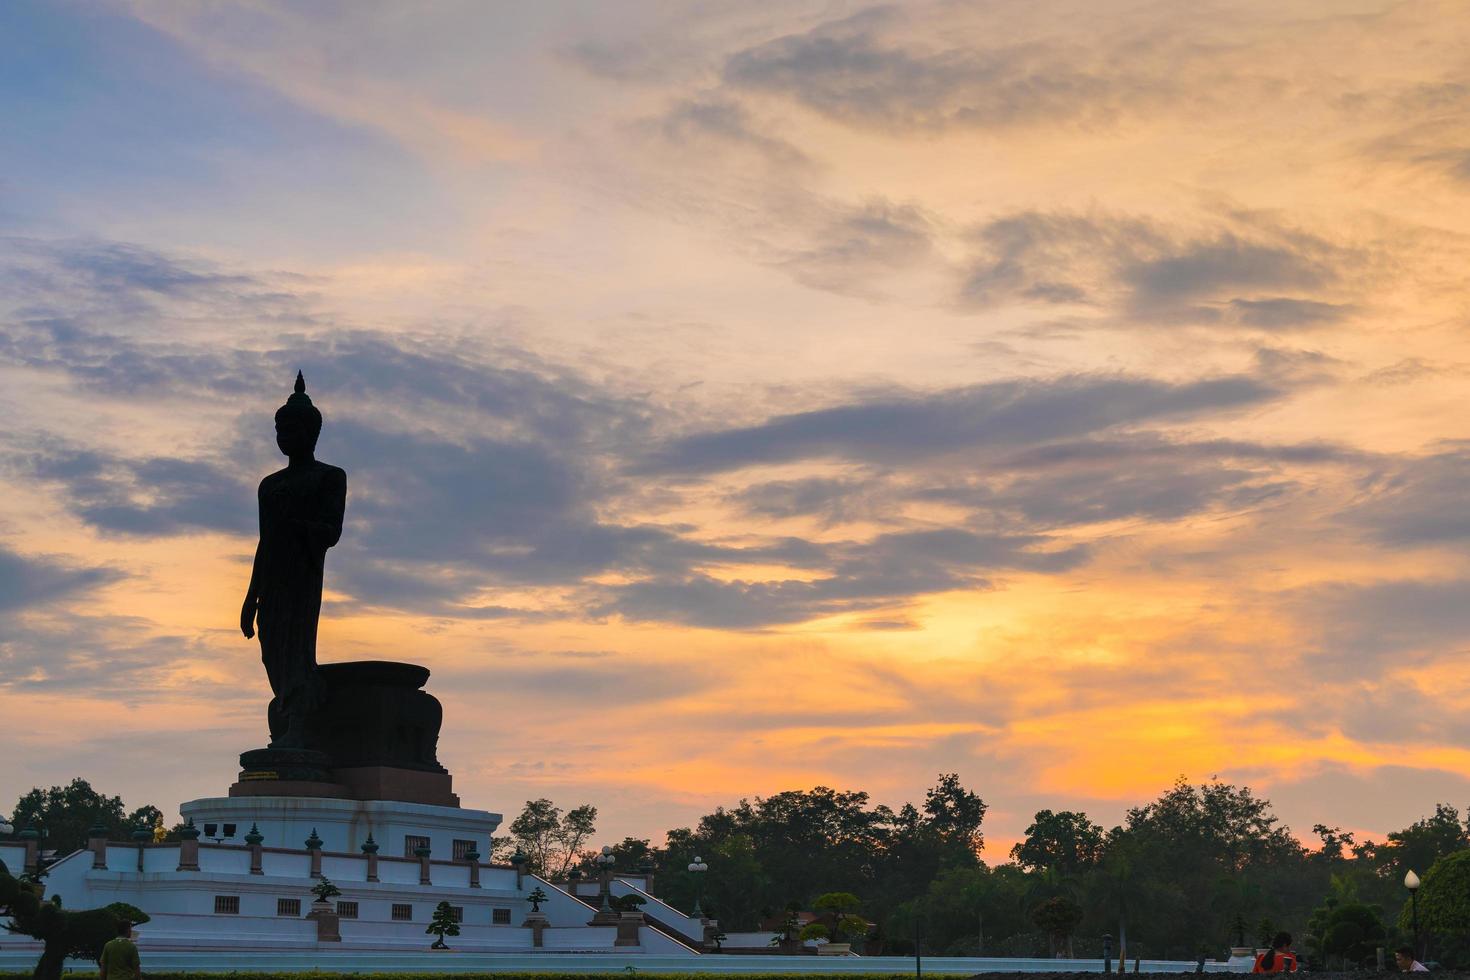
(98, 919, 141, 980)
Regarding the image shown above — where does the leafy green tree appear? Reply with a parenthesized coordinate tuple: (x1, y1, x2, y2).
(813, 891, 865, 942)
(9, 779, 162, 856)
(1306, 899, 1387, 969)
(610, 893, 647, 912)
(1012, 810, 1105, 875)
(1381, 804, 1469, 881)
(923, 773, 987, 856)
(1031, 894, 1084, 957)
(426, 900, 460, 949)
(799, 922, 829, 942)
(505, 798, 597, 878)
(310, 878, 341, 903)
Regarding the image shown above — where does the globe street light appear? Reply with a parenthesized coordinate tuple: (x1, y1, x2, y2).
(1405, 869, 1421, 958)
(688, 855, 709, 918)
(597, 845, 616, 913)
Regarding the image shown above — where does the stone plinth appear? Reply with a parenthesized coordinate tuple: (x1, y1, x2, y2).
(238, 661, 457, 807)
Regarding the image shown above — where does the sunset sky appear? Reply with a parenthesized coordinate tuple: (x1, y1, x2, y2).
(4, 0, 1470, 855)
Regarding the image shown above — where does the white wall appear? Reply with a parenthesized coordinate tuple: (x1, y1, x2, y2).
(179, 796, 500, 857)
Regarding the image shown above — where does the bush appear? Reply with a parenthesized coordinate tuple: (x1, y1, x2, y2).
(1314, 902, 1388, 968)
(1404, 850, 1470, 935)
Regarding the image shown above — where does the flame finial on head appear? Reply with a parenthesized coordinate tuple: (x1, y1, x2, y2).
(295, 370, 306, 395)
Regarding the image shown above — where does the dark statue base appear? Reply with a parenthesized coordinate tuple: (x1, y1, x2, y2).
(233, 660, 460, 808)
(228, 766, 458, 806)
(239, 746, 334, 783)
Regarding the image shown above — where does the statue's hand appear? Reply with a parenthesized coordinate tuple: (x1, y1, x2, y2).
(240, 593, 257, 639)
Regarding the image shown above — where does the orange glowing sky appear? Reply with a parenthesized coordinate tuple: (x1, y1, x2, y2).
(3, 0, 1470, 854)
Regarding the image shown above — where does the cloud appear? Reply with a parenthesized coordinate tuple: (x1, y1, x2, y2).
(1301, 578, 1470, 671)
(1340, 448, 1470, 548)
(722, 7, 1155, 133)
(0, 546, 118, 614)
(957, 211, 1361, 329)
(770, 198, 934, 297)
(0, 236, 310, 325)
(596, 527, 1085, 629)
(639, 373, 1282, 475)
(654, 97, 812, 171)
(23, 449, 253, 538)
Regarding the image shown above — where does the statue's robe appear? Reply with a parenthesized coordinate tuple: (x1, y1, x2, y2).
(254, 459, 346, 746)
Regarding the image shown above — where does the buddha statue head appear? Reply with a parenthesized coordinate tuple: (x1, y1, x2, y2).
(275, 371, 323, 458)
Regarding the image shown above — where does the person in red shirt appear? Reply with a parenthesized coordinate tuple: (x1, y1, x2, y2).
(1254, 932, 1298, 973)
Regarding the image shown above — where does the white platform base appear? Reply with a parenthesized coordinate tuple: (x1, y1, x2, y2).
(180, 795, 501, 857)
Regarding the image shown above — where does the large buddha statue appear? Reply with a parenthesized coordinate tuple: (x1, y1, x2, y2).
(239, 372, 347, 751)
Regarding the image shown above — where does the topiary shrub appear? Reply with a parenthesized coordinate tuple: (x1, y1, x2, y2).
(1403, 850, 1470, 936)
(0, 868, 149, 980)
(1400, 850, 1470, 967)
(1318, 903, 1387, 968)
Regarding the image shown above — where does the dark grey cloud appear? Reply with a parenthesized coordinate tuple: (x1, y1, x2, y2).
(638, 373, 1281, 475)
(1340, 448, 1470, 548)
(925, 464, 1289, 528)
(0, 235, 310, 324)
(596, 528, 1085, 629)
(1227, 298, 1353, 329)
(730, 476, 884, 525)
(0, 549, 192, 700)
(732, 435, 1338, 532)
(656, 97, 812, 170)
(23, 449, 253, 537)
(957, 211, 1359, 329)
(773, 198, 933, 296)
(1300, 577, 1470, 671)
(722, 9, 1151, 133)
(0, 611, 217, 698)
(0, 546, 118, 614)
(1121, 235, 1338, 321)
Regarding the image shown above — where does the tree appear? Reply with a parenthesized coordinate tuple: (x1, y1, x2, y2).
(1381, 804, 1469, 881)
(1, 866, 149, 980)
(1012, 810, 1105, 875)
(611, 893, 647, 912)
(8, 779, 162, 857)
(505, 799, 597, 878)
(1030, 895, 1083, 957)
(1307, 899, 1387, 969)
(310, 878, 341, 904)
(813, 891, 865, 943)
(923, 773, 987, 856)
(426, 900, 460, 949)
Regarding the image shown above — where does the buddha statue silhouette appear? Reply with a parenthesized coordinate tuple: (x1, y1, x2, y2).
(239, 372, 347, 751)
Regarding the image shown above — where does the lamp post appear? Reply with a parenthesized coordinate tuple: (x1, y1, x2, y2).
(1405, 869, 1421, 958)
(687, 855, 709, 918)
(597, 845, 616, 913)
